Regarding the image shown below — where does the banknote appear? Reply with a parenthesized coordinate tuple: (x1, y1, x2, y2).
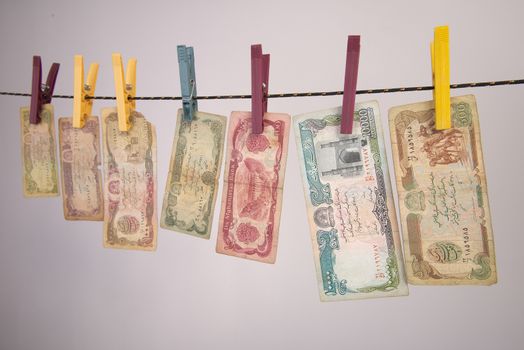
(389, 95, 496, 285)
(101, 108, 157, 251)
(216, 112, 290, 264)
(295, 102, 408, 301)
(58, 116, 103, 221)
(160, 110, 226, 239)
(20, 104, 59, 197)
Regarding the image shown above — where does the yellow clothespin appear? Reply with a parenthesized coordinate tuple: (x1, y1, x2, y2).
(73, 55, 99, 128)
(112, 53, 137, 131)
(431, 26, 451, 130)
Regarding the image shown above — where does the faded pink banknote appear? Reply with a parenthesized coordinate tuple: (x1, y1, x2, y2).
(58, 116, 103, 221)
(216, 112, 290, 263)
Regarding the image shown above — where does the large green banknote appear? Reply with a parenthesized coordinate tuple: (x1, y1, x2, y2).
(102, 108, 157, 251)
(294, 101, 408, 301)
(389, 95, 497, 285)
(20, 104, 59, 197)
(160, 110, 226, 239)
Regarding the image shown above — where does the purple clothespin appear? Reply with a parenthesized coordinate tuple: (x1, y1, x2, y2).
(30, 56, 60, 124)
(340, 36, 360, 134)
(251, 44, 270, 134)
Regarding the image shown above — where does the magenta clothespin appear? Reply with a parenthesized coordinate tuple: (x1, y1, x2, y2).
(251, 44, 270, 134)
(340, 35, 360, 134)
(29, 56, 60, 124)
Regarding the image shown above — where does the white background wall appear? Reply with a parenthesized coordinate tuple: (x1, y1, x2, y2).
(1, 1, 523, 349)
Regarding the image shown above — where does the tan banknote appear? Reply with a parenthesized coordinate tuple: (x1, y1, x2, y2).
(295, 102, 408, 301)
(58, 116, 103, 221)
(20, 104, 59, 197)
(101, 108, 157, 251)
(216, 112, 290, 264)
(160, 109, 226, 239)
(389, 95, 496, 285)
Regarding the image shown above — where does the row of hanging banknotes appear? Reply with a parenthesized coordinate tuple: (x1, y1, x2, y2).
(19, 94, 497, 301)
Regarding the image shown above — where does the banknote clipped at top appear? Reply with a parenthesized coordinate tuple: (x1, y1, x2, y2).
(160, 109, 227, 239)
(216, 112, 290, 264)
(294, 101, 408, 301)
(58, 116, 104, 221)
(20, 104, 59, 197)
(101, 108, 157, 251)
(389, 95, 497, 285)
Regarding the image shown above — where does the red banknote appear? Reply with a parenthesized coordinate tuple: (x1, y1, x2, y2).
(216, 112, 290, 263)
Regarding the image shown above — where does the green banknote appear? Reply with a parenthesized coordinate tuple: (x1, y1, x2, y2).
(294, 101, 408, 301)
(160, 110, 226, 239)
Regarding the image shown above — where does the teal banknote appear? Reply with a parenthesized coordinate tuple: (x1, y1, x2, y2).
(294, 101, 408, 301)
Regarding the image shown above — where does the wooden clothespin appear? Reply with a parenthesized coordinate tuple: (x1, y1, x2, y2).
(177, 45, 198, 121)
(341, 35, 361, 134)
(431, 26, 451, 130)
(251, 44, 270, 134)
(29, 56, 60, 124)
(112, 53, 137, 132)
(73, 55, 99, 128)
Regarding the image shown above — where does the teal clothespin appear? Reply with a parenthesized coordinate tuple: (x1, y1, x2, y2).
(177, 45, 198, 121)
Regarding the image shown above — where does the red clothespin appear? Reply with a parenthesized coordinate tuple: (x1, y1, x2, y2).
(29, 56, 60, 124)
(251, 44, 270, 134)
(340, 35, 360, 134)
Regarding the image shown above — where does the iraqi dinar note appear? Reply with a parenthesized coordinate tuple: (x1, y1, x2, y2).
(294, 102, 408, 301)
(389, 95, 496, 285)
(101, 108, 157, 251)
(58, 116, 103, 221)
(20, 104, 59, 197)
(216, 112, 290, 264)
(160, 109, 226, 239)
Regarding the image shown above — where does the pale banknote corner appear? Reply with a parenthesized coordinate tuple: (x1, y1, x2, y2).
(102, 239, 157, 252)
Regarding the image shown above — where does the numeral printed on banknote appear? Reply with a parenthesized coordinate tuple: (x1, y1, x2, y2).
(102, 108, 157, 251)
(389, 95, 497, 285)
(20, 105, 59, 197)
(216, 112, 290, 264)
(58, 116, 103, 220)
(295, 101, 408, 301)
(160, 110, 226, 238)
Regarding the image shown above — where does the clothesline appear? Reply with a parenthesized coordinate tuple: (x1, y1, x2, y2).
(0, 79, 522, 101)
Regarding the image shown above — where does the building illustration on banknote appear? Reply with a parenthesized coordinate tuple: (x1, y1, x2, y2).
(316, 135, 368, 178)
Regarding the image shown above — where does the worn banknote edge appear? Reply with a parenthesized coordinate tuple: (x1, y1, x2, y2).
(20, 105, 59, 198)
(58, 116, 104, 221)
(101, 108, 157, 251)
(388, 95, 497, 285)
(160, 109, 227, 239)
(216, 111, 290, 264)
(294, 101, 408, 300)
